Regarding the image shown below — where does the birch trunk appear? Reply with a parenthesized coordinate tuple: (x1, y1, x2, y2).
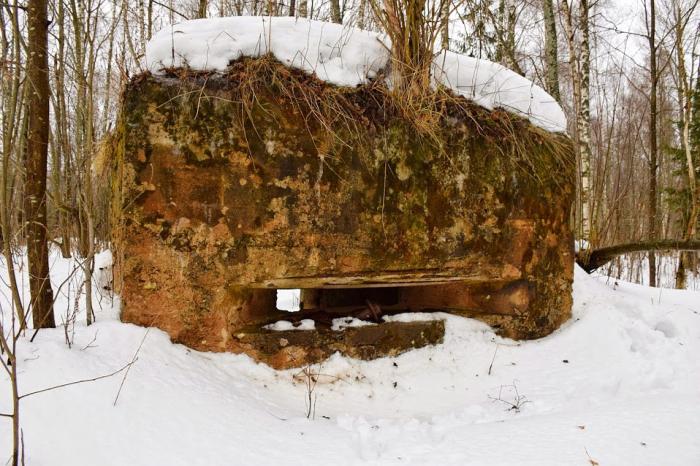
(578, 0, 594, 247)
(673, 3, 697, 289)
(561, 0, 585, 245)
(441, 0, 449, 50)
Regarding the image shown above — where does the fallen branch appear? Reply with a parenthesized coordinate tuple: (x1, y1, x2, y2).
(80, 330, 99, 351)
(18, 360, 134, 400)
(577, 240, 700, 272)
(113, 328, 149, 406)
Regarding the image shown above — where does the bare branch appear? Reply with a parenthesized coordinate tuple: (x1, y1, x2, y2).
(18, 360, 135, 400)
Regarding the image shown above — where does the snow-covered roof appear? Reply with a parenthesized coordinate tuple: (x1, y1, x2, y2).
(145, 16, 567, 133)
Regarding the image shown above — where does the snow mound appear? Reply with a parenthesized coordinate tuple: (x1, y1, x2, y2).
(331, 317, 376, 331)
(145, 16, 567, 133)
(264, 319, 315, 331)
(146, 16, 387, 86)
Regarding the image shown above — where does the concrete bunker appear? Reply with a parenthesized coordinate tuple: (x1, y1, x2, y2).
(110, 56, 575, 369)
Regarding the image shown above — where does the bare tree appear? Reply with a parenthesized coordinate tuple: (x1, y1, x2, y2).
(645, 0, 660, 287)
(0, 304, 26, 466)
(669, 0, 700, 287)
(561, 0, 583, 237)
(26, 0, 56, 328)
(578, 0, 594, 249)
(0, 0, 28, 327)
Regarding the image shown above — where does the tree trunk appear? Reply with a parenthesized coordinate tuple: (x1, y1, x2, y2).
(674, 8, 698, 289)
(542, 0, 560, 102)
(577, 240, 700, 273)
(494, 0, 524, 75)
(357, 0, 366, 28)
(147, 0, 154, 39)
(26, 0, 55, 328)
(561, 0, 585, 244)
(68, 0, 99, 325)
(137, 0, 145, 49)
(647, 0, 658, 287)
(1, 6, 28, 327)
(198, 0, 208, 18)
(578, 0, 594, 248)
(441, 0, 449, 50)
(10, 350, 19, 466)
(54, 0, 72, 259)
(330, 0, 341, 23)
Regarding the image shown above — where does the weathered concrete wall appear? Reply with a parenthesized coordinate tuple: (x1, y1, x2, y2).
(111, 61, 575, 367)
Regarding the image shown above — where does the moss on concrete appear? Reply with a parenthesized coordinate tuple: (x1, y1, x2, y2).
(110, 57, 575, 367)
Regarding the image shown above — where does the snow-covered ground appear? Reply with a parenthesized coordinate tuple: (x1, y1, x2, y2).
(1, 250, 699, 465)
(145, 17, 566, 133)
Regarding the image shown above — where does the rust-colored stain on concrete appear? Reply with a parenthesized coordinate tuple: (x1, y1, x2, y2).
(110, 61, 575, 369)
